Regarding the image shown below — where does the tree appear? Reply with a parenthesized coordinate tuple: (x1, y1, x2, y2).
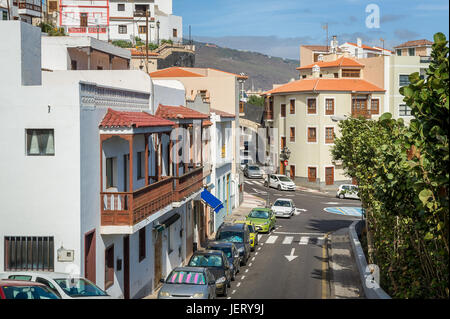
(248, 95, 264, 106)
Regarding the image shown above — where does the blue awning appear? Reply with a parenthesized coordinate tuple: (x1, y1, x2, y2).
(201, 189, 224, 213)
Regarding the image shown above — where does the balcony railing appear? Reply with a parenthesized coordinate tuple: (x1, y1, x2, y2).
(18, 1, 41, 12)
(101, 177, 174, 226)
(174, 167, 204, 202)
(420, 56, 432, 63)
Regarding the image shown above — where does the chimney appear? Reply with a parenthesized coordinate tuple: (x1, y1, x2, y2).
(312, 65, 320, 78)
(357, 38, 362, 48)
(331, 35, 338, 53)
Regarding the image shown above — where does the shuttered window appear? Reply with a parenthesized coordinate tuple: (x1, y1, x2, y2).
(325, 127, 334, 144)
(307, 98, 316, 114)
(105, 245, 114, 289)
(307, 127, 317, 143)
(325, 98, 334, 115)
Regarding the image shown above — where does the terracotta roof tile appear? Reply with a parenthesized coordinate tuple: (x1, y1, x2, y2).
(264, 78, 384, 95)
(210, 108, 235, 118)
(149, 67, 205, 78)
(394, 39, 433, 48)
(99, 109, 175, 128)
(297, 56, 364, 70)
(156, 104, 210, 120)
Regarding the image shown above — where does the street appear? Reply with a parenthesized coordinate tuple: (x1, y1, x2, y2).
(220, 177, 362, 299)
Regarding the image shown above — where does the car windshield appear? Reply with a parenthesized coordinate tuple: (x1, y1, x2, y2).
(278, 176, 292, 182)
(166, 270, 206, 285)
(54, 278, 108, 297)
(248, 166, 259, 171)
(2, 285, 59, 299)
(274, 200, 291, 207)
(217, 231, 244, 243)
(209, 247, 232, 258)
(249, 210, 269, 219)
(189, 254, 223, 268)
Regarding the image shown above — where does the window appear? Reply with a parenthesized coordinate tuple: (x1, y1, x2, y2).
(399, 75, 410, 87)
(302, 75, 307, 79)
(325, 98, 334, 115)
(173, 29, 178, 38)
(307, 98, 316, 114)
(139, 228, 146, 262)
(396, 49, 402, 56)
(49, 1, 57, 11)
(106, 157, 116, 188)
(137, 151, 144, 180)
(342, 69, 360, 78)
(3, 11, 7, 20)
(290, 165, 295, 179)
(307, 127, 317, 143)
(290, 127, 295, 142)
(118, 25, 127, 34)
(117, 3, 125, 11)
(80, 13, 87, 27)
(281, 136, 286, 148)
(399, 104, 412, 116)
(371, 99, 380, 114)
(97, 66, 103, 70)
(408, 48, 415, 56)
(289, 100, 295, 114)
(334, 73, 338, 78)
(325, 127, 334, 144)
(4, 236, 54, 271)
(308, 167, 317, 182)
(280, 104, 286, 117)
(139, 25, 147, 34)
(104, 245, 114, 290)
(26, 129, 55, 156)
(71, 60, 77, 70)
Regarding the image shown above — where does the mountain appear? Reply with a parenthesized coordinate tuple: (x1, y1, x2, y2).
(193, 41, 299, 92)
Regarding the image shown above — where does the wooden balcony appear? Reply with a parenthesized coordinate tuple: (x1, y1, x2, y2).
(174, 167, 204, 202)
(101, 177, 174, 226)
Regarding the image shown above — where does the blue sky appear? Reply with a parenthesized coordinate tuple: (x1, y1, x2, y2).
(173, 0, 449, 59)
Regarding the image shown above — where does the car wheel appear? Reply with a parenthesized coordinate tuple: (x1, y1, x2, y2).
(339, 193, 345, 199)
(277, 185, 281, 191)
(222, 284, 228, 297)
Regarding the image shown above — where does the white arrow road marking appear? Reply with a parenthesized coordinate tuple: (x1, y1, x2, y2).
(265, 235, 278, 244)
(298, 208, 308, 212)
(300, 236, 309, 245)
(282, 236, 294, 244)
(253, 188, 267, 195)
(285, 248, 298, 262)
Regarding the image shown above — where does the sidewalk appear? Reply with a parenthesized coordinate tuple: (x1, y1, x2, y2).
(329, 227, 365, 299)
(224, 192, 266, 223)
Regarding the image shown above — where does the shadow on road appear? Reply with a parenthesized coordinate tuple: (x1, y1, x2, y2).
(306, 218, 357, 234)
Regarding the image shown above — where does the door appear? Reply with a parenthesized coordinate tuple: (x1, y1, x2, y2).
(325, 167, 334, 185)
(308, 167, 317, 182)
(154, 231, 163, 289)
(280, 161, 285, 175)
(123, 236, 130, 299)
(84, 230, 96, 284)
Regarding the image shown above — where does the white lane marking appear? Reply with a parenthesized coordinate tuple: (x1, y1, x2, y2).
(232, 290, 236, 294)
(257, 234, 262, 241)
(237, 282, 241, 287)
(265, 235, 278, 244)
(251, 257, 256, 261)
(227, 297, 232, 299)
(257, 247, 262, 251)
(248, 263, 252, 267)
(241, 276, 246, 280)
(274, 232, 326, 236)
(300, 236, 309, 245)
(245, 269, 249, 273)
(285, 248, 299, 262)
(282, 236, 294, 245)
(255, 252, 259, 256)
(324, 202, 340, 205)
(245, 181, 255, 185)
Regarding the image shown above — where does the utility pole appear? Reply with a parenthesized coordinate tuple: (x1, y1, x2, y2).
(7, 0, 11, 20)
(145, 9, 149, 73)
(323, 23, 329, 52)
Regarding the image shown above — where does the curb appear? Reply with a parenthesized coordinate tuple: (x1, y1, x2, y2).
(348, 220, 391, 299)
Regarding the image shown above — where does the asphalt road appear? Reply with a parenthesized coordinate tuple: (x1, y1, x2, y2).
(219, 177, 362, 299)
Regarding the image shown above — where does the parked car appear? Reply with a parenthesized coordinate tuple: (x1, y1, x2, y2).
(336, 184, 360, 200)
(3, 272, 111, 299)
(0, 279, 60, 299)
(244, 165, 263, 179)
(240, 157, 253, 170)
(271, 198, 296, 218)
(206, 241, 240, 281)
(187, 250, 232, 297)
(215, 223, 251, 266)
(158, 267, 217, 299)
(233, 220, 258, 251)
(246, 208, 276, 233)
(264, 174, 296, 191)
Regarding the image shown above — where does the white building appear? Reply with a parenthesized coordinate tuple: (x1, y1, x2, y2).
(0, 21, 205, 298)
(339, 38, 392, 58)
(58, 0, 182, 44)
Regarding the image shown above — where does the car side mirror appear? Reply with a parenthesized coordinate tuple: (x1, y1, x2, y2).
(160, 279, 165, 284)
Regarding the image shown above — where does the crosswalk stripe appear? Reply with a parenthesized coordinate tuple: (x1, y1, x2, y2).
(265, 235, 278, 244)
(257, 234, 262, 241)
(299, 236, 309, 245)
(282, 236, 294, 245)
(245, 181, 255, 185)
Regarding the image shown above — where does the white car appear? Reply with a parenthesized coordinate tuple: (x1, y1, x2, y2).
(264, 174, 296, 191)
(336, 184, 360, 200)
(1, 272, 112, 299)
(271, 198, 296, 218)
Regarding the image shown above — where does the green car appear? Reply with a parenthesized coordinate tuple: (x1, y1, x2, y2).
(246, 208, 276, 233)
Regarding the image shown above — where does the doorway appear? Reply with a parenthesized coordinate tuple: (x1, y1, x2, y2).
(123, 235, 130, 299)
(84, 230, 96, 284)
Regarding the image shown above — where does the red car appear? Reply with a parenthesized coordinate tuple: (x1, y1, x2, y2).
(0, 280, 60, 299)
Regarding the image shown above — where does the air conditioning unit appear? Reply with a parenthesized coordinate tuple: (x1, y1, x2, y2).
(57, 247, 74, 262)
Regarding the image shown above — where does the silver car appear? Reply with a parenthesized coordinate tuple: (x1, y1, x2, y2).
(271, 198, 296, 218)
(158, 267, 217, 299)
(244, 165, 263, 179)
